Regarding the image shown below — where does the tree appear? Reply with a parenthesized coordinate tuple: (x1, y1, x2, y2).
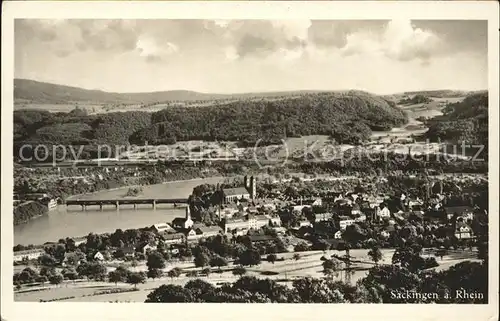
(18, 267, 38, 284)
(322, 259, 340, 279)
(209, 256, 228, 271)
(194, 252, 210, 268)
(267, 253, 277, 264)
(63, 269, 79, 282)
(145, 284, 194, 302)
(127, 272, 146, 288)
(238, 249, 261, 267)
(54, 244, 66, 264)
(147, 268, 163, 280)
(49, 273, 64, 286)
(38, 254, 56, 267)
(201, 267, 211, 277)
(293, 253, 301, 261)
(167, 267, 182, 279)
(368, 246, 383, 265)
(146, 251, 166, 270)
(233, 266, 247, 277)
(108, 270, 124, 286)
(36, 275, 48, 286)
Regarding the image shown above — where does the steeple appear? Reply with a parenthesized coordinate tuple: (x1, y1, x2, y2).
(186, 205, 191, 220)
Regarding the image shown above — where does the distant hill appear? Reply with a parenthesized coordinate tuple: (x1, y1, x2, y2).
(14, 78, 330, 106)
(14, 90, 408, 161)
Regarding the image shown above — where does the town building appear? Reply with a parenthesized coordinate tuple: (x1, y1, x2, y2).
(444, 206, 474, 221)
(13, 249, 45, 262)
(336, 216, 355, 230)
(221, 175, 257, 203)
(455, 223, 473, 240)
(334, 230, 343, 239)
(172, 206, 194, 230)
(354, 213, 367, 222)
(93, 251, 105, 261)
(153, 223, 176, 234)
(314, 212, 334, 222)
(377, 206, 391, 219)
(163, 233, 185, 245)
(194, 225, 223, 238)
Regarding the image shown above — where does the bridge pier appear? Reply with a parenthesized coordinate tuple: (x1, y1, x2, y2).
(134, 204, 137, 210)
(81, 204, 85, 211)
(153, 200, 156, 210)
(115, 201, 119, 211)
(100, 204, 103, 211)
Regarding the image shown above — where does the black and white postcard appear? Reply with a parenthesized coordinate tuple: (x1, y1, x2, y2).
(1, 1, 498, 321)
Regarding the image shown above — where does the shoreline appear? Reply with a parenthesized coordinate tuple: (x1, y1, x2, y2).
(65, 175, 228, 201)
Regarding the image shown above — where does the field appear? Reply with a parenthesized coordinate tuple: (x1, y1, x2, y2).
(14, 248, 480, 303)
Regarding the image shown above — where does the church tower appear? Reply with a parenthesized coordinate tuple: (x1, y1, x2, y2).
(249, 176, 256, 200)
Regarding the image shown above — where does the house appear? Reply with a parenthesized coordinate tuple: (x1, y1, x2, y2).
(377, 206, 391, 219)
(455, 223, 473, 239)
(138, 243, 155, 255)
(351, 204, 362, 216)
(163, 233, 185, 245)
(221, 175, 256, 203)
(93, 251, 105, 261)
(153, 223, 175, 234)
(336, 216, 355, 230)
(380, 230, 390, 239)
(314, 212, 334, 222)
(122, 246, 136, 257)
(303, 198, 323, 207)
(297, 220, 312, 228)
(219, 206, 240, 218)
(171, 206, 194, 230)
(224, 218, 250, 233)
(354, 213, 367, 222)
(268, 216, 282, 227)
(334, 230, 343, 239)
(40, 197, 58, 211)
(186, 228, 198, 239)
(194, 225, 223, 238)
(13, 249, 45, 262)
(444, 206, 474, 220)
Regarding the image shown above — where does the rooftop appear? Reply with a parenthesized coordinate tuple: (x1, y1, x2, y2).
(223, 187, 249, 196)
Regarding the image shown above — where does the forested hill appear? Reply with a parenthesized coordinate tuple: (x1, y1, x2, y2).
(14, 91, 408, 160)
(14, 78, 328, 105)
(133, 92, 408, 146)
(425, 91, 488, 146)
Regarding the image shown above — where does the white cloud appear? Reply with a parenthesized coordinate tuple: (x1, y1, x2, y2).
(341, 19, 442, 62)
(135, 36, 178, 61)
(271, 20, 312, 41)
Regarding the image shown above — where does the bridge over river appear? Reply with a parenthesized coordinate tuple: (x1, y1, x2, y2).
(66, 198, 189, 210)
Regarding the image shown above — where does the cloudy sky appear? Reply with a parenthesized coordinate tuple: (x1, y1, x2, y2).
(15, 19, 487, 94)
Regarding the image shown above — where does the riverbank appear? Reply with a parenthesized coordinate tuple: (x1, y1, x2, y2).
(14, 176, 227, 245)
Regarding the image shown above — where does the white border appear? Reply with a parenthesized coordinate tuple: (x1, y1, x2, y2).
(1, 1, 499, 321)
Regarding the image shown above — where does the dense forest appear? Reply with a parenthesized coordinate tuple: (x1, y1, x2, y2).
(14, 201, 48, 225)
(130, 92, 408, 146)
(13, 91, 408, 160)
(425, 92, 488, 149)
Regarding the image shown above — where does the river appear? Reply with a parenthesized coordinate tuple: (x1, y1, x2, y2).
(14, 177, 226, 245)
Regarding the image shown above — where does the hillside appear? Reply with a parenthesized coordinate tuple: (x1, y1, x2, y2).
(14, 91, 408, 160)
(424, 91, 488, 147)
(130, 91, 408, 146)
(14, 79, 331, 106)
